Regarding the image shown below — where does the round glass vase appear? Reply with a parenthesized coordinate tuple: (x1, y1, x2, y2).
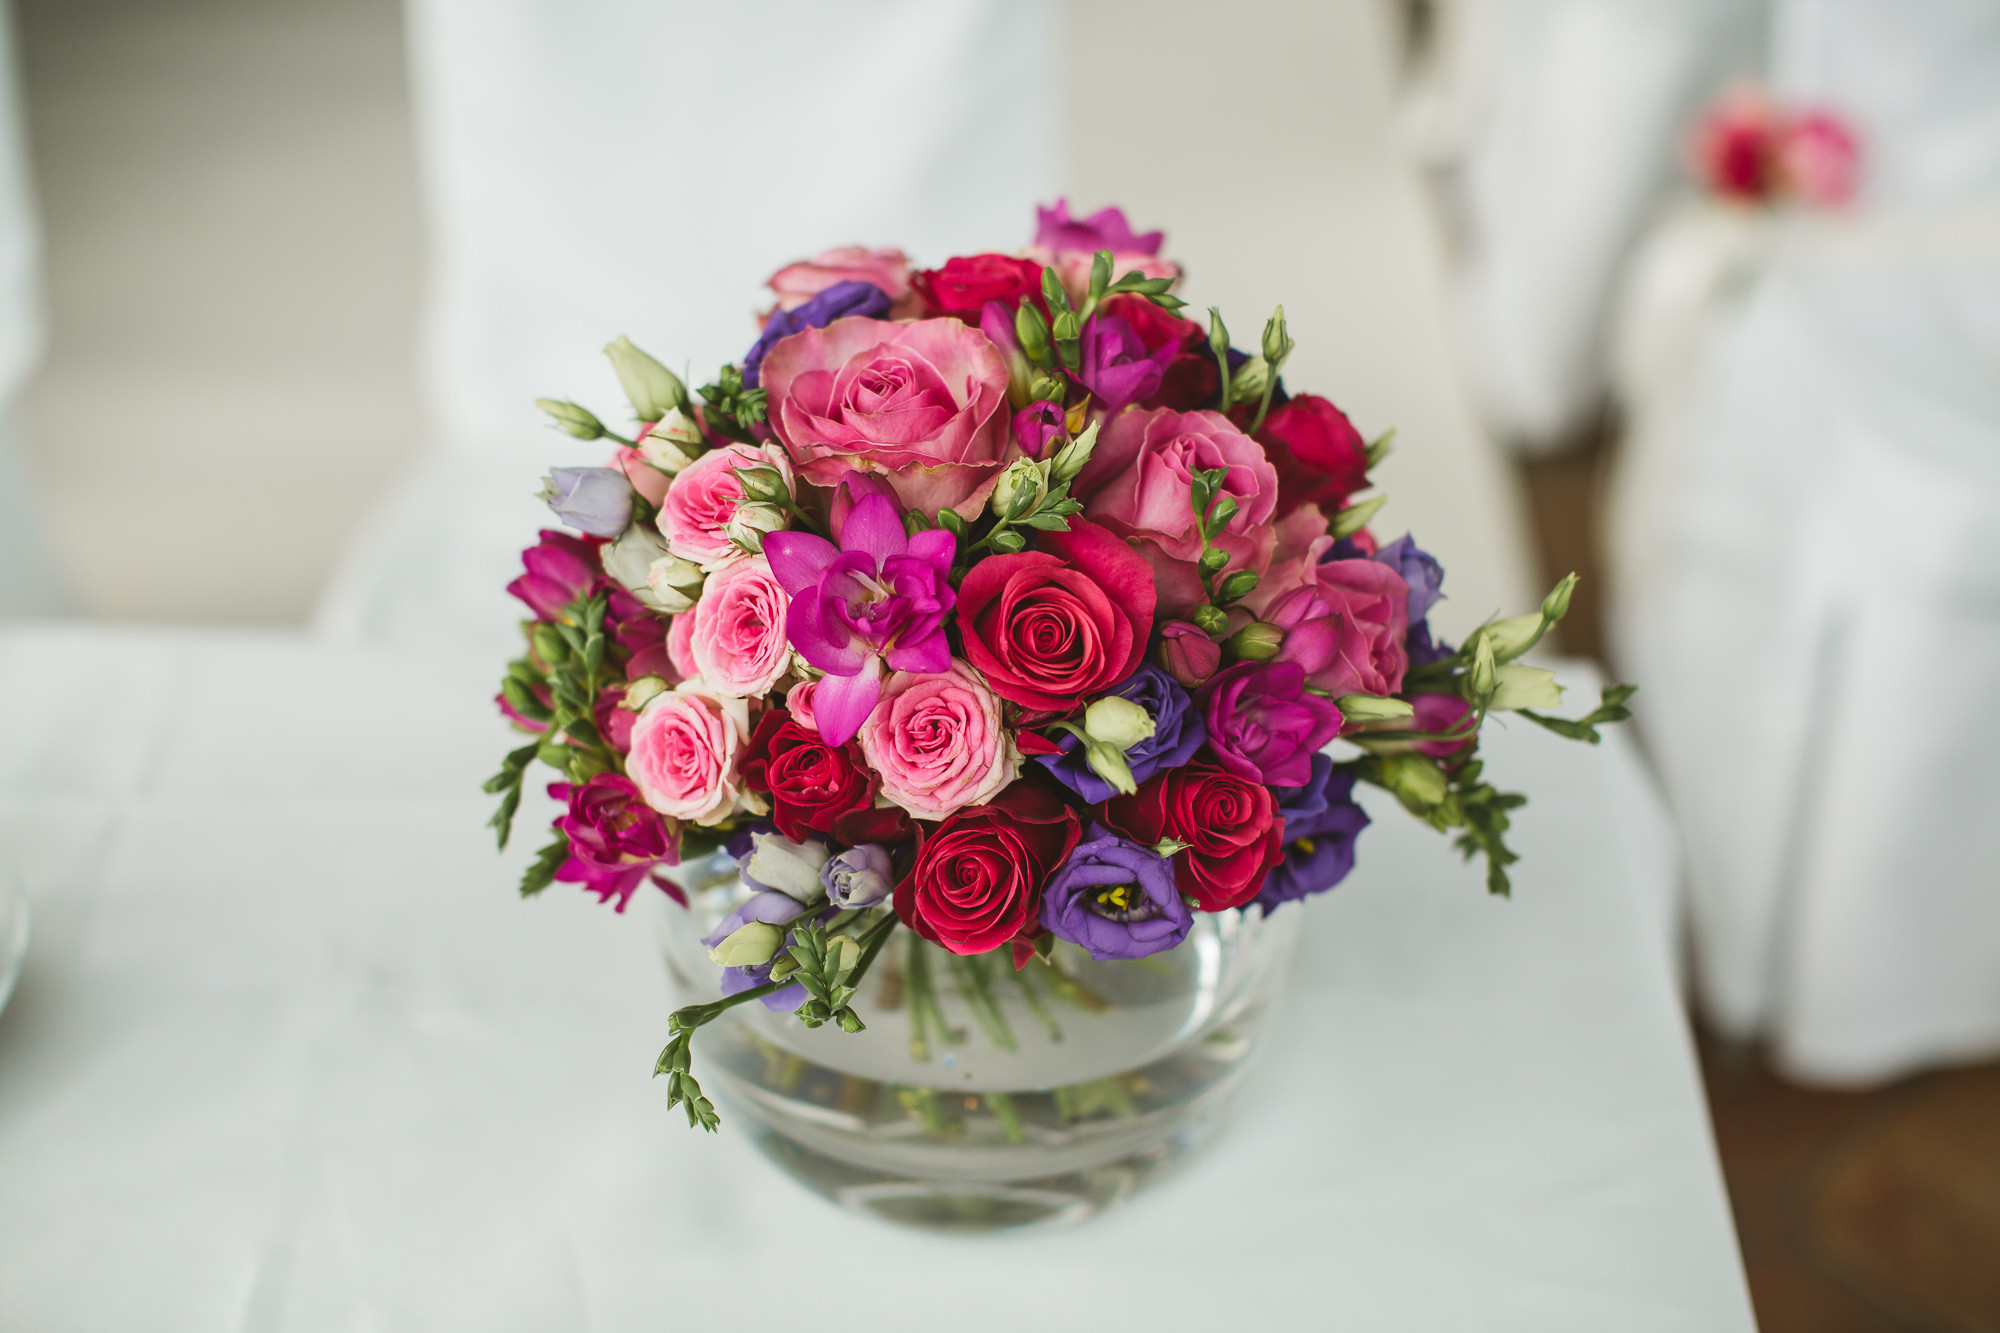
(654, 851, 1300, 1232)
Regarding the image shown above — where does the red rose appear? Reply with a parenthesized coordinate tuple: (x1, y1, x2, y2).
(911, 253, 1048, 325)
(1100, 760, 1284, 911)
(741, 710, 879, 844)
(895, 780, 1081, 955)
(1095, 294, 1217, 412)
(956, 516, 1157, 712)
(1256, 393, 1370, 518)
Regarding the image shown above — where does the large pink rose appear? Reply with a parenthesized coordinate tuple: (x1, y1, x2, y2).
(626, 682, 757, 826)
(688, 555, 792, 697)
(767, 246, 921, 318)
(760, 316, 1017, 519)
(857, 660, 1021, 821)
(655, 442, 792, 566)
(1072, 407, 1279, 618)
(1261, 559, 1411, 699)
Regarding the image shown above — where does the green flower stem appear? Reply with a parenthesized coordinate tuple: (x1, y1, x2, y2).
(986, 1090, 1026, 1144)
(947, 953, 1017, 1052)
(1009, 964, 1062, 1042)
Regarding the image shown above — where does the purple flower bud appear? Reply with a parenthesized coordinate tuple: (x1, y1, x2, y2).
(1012, 400, 1065, 459)
(822, 843, 894, 908)
(540, 467, 632, 537)
(743, 279, 892, 388)
(1158, 620, 1221, 688)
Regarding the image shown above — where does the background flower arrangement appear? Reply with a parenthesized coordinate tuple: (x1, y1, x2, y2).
(485, 202, 1632, 1131)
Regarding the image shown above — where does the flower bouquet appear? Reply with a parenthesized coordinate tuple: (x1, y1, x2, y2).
(486, 203, 1632, 1221)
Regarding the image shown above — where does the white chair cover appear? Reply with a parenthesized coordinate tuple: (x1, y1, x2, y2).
(1608, 0, 2000, 1081)
(316, 0, 1057, 652)
(0, 0, 55, 618)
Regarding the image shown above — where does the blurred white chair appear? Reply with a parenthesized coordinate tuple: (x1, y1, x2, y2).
(1402, 0, 1765, 451)
(1608, 0, 2000, 1081)
(317, 0, 1058, 653)
(0, 0, 55, 618)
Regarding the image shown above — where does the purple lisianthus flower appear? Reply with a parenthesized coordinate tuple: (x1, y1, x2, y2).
(1201, 660, 1345, 787)
(1374, 533, 1444, 625)
(1041, 825, 1190, 960)
(1077, 314, 1178, 415)
(702, 834, 831, 1012)
(763, 493, 957, 745)
(539, 466, 632, 537)
(506, 529, 598, 621)
(822, 843, 893, 908)
(742, 279, 893, 388)
(1038, 663, 1205, 803)
(1254, 755, 1371, 913)
(1035, 199, 1164, 257)
(1407, 621, 1454, 667)
(549, 774, 681, 912)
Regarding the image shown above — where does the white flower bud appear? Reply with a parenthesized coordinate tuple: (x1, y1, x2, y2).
(1083, 695, 1156, 750)
(1051, 419, 1100, 484)
(1336, 694, 1415, 722)
(990, 457, 1047, 521)
(645, 555, 703, 614)
(1475, 613, 1545, 663)
(708, 921, 783, 968)
(724, 503, 788, 554)
(638, 409, 703, 474)
(602, 525, 671, 596)
(1489, 665, 1564, 711)
(744, 833, 831, 903)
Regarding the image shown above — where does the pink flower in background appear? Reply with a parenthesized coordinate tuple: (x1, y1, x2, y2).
(766, 246, 920, 318)
(858, 660, 1021, 821)
(1073, 407, 1279, 619)
(655, 442, 792, 566)
(761, 316, 1016, 520)
(1410, 693, 1475, 757)
(1032, 199, 1179, 306)
(626, 681, 754, 825)
(1779, 110, 1860, 206)
(762, 492, 957, 746)
(1691, 89, 1781, 201)
(688, 556, 793, 697)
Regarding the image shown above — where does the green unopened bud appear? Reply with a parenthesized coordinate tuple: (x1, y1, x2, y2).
(1336, 694, 1414, 722)
(725, 503, 787, 553)
(836, 1007, 866, 1034)
(1475, 613, 1543, 663)
(988, 528, 1028, 554)
(531, 624, 569, 666)
(1489, 665, 1564, 711)
(1225, 621, 1284, 661)
(1541, 572, 1579, 624)
(824, 934, 862, 984)
(603, 335, 689, 421)
(1039, 265, 1070, 314)
(645, 556, 704, 613)
(1378, 752, 1449, 812)
(1189, 603, 1228, 635)
(1052, 310, 1081, 343)
(1330, 494, 1388, 540)
(796, 999, 831, 1027)
(1198, 546, 1231, 578)
(991, 457, 1047, 521)
(1029, 373, 1066, 403)
(1365, 428, 1395, 469)
(1216, 569, 1260, 605)
(1207, 308, 1230, 358)
(536, 398, 608, 440)
(622, 675, 669, 710)
(732, 465, 789, 505)
(1087, 249, 1113, 302)
(1466, 635, 1498, 704)
(1083, 695, 1156, 750)
(1051, 420, 1099, 484)
(1151, 838, 1191, 858)
(708, 921, 783, 968)
(935, 508, 968, 540)
(1084, 741, 1139, 796)
(1230, 356, 1270, 406)
(767, 952, 800, 982)
(1015, 302, 1050, 362)
(1261, 305, 1292, 366)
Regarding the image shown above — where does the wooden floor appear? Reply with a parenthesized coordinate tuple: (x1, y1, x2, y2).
(1516, 434, 2000, 1333)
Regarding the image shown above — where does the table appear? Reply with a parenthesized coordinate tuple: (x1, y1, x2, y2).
(0, 625, 1753, 1330)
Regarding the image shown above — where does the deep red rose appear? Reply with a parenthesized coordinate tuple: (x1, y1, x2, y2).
(894, 781, 1081, 955)
(912, 253, 1048, 325)
(1095, 293, 1218, 412)
(956, 516, 1157, 712)
(741, 710, 878, 843)
(1100, 760, 1284, 911)
(1256, 393, 1371, 519)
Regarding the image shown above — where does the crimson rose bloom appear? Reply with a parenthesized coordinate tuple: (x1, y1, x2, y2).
(741, 710, 883, 845)
(1100, 760, 1284, 911)
(1257, 393, 1370, 518)
(895, 781, 1081, 955)
(912, 254, 1048, 325)
(956, 516, 1156, 712)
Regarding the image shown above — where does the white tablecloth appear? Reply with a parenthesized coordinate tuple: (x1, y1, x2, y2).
(0, 625, 1751, 1330)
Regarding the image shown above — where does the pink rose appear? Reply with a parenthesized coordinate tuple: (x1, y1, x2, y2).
(760, 316, 1017, 519)
(857, 660, 1021, 820)
(626, 681, 756, 826)
(785, 678, 821, 733)
(767, 246, 921, 318)
(688, 555, 792, 697)
(1262, 559, 1411, 698)
(1247, 503, 1334, 609)
(1072, 407, 1279, 618)
(666, 611, 698, 682)
(614, 447, 670, 507)
(655, 442, 792, 566)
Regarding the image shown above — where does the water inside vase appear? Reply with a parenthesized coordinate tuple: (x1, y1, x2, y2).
(654, 855, 1298, 1231)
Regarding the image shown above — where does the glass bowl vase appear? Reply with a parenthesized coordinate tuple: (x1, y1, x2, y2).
(654, 851, 1299, 1232)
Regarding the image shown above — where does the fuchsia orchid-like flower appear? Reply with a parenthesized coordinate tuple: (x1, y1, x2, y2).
(762, 488, 957, 746)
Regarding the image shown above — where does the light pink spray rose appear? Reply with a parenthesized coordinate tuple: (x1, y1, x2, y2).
(785, 678, 822, 734)
(626, 682, 758, 826)
(655, 442, 793, 567)
(1260, 561, 1412, 699)
(856, 660, 1021, 821)
(666, 611, 698, 683)
(760, 316, 1017, 520)
(614, 446, 670, 507)
(688, 555, 793, 697)
(767, 246, 921, 318)
(1072, 407, 1280, 618)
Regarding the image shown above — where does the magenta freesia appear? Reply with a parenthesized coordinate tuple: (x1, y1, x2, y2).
(1201, 660, 1345, 786)
(762, 493, 957, 746)
(507, 529, 596, 621)
(550, 774, 681, 912)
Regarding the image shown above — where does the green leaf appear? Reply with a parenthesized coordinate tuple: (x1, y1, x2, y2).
(1018, 512, 1075, 532)
(1365, 428, 1395, 469)
(519, 831, 569, 897)
(1330, 493, 1387, 539)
